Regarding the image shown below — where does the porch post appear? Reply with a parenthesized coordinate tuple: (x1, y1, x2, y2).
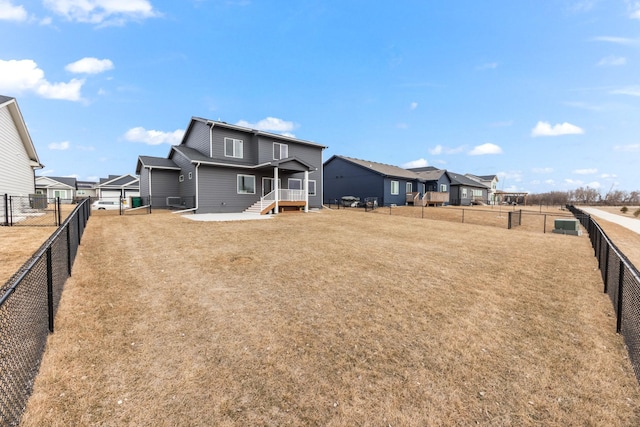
(304, 170, 309, 213)
(274, 166, 279, 214)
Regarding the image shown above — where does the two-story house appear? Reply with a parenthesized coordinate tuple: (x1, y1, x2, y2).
(136, 118, 327, 214)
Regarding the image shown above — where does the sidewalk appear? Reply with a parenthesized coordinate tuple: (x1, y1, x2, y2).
(580, 208, 640, 234)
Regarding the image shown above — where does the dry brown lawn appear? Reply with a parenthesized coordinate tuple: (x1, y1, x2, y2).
(18, 209, 640, 426)
(0, 204, 77, 285)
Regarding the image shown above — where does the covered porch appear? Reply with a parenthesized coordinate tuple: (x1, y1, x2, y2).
(246, 158, 316, 214)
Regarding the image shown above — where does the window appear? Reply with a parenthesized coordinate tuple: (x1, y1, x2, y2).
(472, 189, 483, 197)
(406, 182, 412, 193)
(307, 180, 316, 196)
(237, 175, 256, 194)
(440, 184, 447, 192)
(390, 180, 399, 195)
(53, 190, 67, 198)
(225, 137, 243, 158)
(288, 178, 302, 190)
(461, 188, 468, 198)
(273, 142, 288, 160)
(188, 172, 193, 180)
(179, 175, 184, 182)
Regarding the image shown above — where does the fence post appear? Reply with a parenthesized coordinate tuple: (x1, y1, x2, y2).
(8, 195, 13, 226)
(462, 209, 465, 223)
(603, 244, 610, 293)
(616, 259, 624, 333)
(57, 197, 61, 226)
(2, 193, 8, 226)
(543, 214, 547, 233)
(66, 224, 72, 276)
(507, 211, 512, 229)
(46, 246, 54, 333)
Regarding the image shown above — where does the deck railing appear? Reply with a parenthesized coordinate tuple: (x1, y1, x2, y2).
(260, 189, 306, 211)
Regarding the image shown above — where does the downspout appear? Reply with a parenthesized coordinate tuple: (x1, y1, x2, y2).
(173, 162, 200, 214)
(207, 121, 215, 158)
(274, 166, 279, 214)
(304, 170, 309, 213)
(148, 167, 153, 205)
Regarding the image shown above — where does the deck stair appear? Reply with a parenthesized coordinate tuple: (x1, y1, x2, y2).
(244, 200, 275, 215)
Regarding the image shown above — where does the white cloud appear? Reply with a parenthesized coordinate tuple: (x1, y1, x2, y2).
(429, 145, 443, 155)
(532, 167, 553, 173)
(476, 62, 498, 70)
(600, 173, 617, 178)
(610, 86, 640, 96)
(48, 141, 70, 150)
(0, 59, 85, 101)
(597, 55, 627, 66)
(531, 121, 584, 137)
(43, 0, 159, 25)
(468, 143, 502, 155)
(564, 178, 583, 185)
(545, 179, 555, 185)
(592, 36, 640, 46)
(0, 0, 27, 21)
(428, 144, 465, 155)
(236, 117, 297, 133)
(66, 57, 114, 74)
(402, 158, 428, 169)
(124, 127, 184, 145)
(614, 143, 640, 152)
(586, 181, 602, 189)
(410, 102, 418, 110)
(573, 168, 598, 175)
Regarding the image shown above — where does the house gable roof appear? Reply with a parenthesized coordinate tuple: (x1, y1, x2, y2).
(35, 176, 77, 189)
(448, 172, 490, 188)
(0, 95, 43, 169)
(326, 155, 422, 181)
(97, 174, 139, 188)
(136, 156, 180, 174)
(183, 117, 328, 150)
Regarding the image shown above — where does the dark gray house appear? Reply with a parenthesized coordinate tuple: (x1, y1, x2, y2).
(323, 156, 452, 206)
(448, 172, 490, 206)
(136, 118, 327, 214)
(324, 156, 490, 207)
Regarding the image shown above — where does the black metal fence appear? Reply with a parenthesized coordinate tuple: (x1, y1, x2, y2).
(0, 198, 91, 426)
(1, 194, 61, 226)
(567, 205, 640, 382)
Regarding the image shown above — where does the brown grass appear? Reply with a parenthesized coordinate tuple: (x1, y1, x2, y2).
(19, 209, 640, 426)
(0, 204, 76, 285)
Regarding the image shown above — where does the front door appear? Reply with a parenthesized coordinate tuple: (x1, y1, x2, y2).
(262, 178, 281, 196)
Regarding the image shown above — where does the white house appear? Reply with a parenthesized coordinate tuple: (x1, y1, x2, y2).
(0, 95, 43, 196)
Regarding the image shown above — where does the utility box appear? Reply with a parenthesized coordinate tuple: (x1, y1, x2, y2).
(552, 219, 582, 236)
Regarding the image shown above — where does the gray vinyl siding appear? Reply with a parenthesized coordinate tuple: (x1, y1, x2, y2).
(183, 120, 211, 157)
(139, 169, 150, 198)
(197, 167, 259, 213)
(324, 159, 384, 204)
(171, 151, 197, 209)
(0, 105, 35, 196)
(144, 169, 180, 207)
(210, 127, 258, 165)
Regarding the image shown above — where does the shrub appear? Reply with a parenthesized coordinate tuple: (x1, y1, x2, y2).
(634, 208, 640, 218)
(621, 206, 629, 213)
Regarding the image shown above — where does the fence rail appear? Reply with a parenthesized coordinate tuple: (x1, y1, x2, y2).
(567, 205, 640, 383)
(0, 198, 91, 426)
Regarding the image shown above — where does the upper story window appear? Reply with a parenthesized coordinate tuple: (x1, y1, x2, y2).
(273, 142, 288, 160)
(440, 184, 447, 192)
(225, 137, 243, 159)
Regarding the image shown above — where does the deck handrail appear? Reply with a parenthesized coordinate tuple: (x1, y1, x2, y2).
(260, 189, 306, 210)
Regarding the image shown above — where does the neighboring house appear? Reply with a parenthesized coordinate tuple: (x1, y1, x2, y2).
(96, 174, 140, 205)
(35, 176, 77, 203)
(136, 118, 327, 214)
(466, 174, 499, 205)
(0, 95, 44, 197)
(76, 180, 98, 199)
(324, 155, 424, 206)
(324, 156, 492, 207)
(448, 172, 490, 206)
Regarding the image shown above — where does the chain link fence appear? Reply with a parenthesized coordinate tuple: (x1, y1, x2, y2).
(567, 205, 640, 383)
(0, 198, 91, 426)
(1, 194, 61, 226)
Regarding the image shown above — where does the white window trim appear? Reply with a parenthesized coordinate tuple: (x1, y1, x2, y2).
(273, 142, 288, 160)
(406, 182, 412, 193)
(225, 137, 243, 159)
(237, 174, 256, 194)
(390, 180, 399, 195)
(440, 184, 447, 192)
(188, 172, 193, 180)
(307, 180, 316, 196)
(179, 175, 184, 182)
(288, 178, 302, 190)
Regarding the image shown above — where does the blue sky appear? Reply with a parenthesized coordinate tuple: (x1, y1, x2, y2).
(1, 0, 639, 193)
